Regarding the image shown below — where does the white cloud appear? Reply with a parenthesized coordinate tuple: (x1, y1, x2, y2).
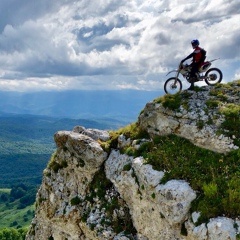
(0, 0, 239, 91)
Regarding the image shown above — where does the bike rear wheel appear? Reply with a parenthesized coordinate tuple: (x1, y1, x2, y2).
(164, 78, 182, 94)
(204, 68, 222, 85)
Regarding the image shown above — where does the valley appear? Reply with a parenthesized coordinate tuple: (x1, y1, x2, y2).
(0, 114, 127, 233)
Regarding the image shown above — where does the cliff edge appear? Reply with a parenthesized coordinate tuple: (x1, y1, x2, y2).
(26, 81, 240, 240)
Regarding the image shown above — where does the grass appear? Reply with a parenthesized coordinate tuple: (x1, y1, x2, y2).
(153, 93, 181, 110)
(219, 104, 240, 146)
(100, 122, 150, 153)
(0, 200, 35, 229)
(0, 187, 35, 230)
(141, 135, 240, 224)
(106, 121, 240, 225)
(101, 81, 240, 226)
(0, 189, 11, 194)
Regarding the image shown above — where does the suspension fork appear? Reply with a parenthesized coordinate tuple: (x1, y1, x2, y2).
(173, 70, 180, 86)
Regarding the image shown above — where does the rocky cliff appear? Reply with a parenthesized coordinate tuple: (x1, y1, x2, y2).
(26, 81, 240, 240)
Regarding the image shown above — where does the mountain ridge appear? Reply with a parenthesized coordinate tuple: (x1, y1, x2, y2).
(26, 80, 240, 240)
(0, 114, 128, 188)
(0, 90, 163, 121)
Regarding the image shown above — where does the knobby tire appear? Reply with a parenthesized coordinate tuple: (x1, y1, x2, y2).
(164, 78, 182, 94)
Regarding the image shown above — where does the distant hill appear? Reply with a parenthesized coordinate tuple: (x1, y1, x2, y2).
(0, 114, 129, 187)
(0, 113, 134, 232)
(0, 90, 163, 121)
(0, 89, 164, 187)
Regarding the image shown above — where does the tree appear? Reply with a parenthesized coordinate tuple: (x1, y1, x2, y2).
(10, 186, 26, 200)
(0, 228, 22, 240)
(0, 193, 8, 202)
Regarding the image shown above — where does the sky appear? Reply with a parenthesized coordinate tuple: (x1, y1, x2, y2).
(0, 0, 239, 92)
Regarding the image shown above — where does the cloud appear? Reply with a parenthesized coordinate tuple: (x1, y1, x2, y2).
(0, 0, 239, 91)
(0, 0, 70, 33)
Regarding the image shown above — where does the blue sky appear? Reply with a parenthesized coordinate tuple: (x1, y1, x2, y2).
(0, 0, 239, 92)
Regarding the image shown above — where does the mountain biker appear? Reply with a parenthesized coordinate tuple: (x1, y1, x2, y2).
(181, 39, 206, 90)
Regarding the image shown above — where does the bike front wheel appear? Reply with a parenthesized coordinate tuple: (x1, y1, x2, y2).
(164, 78, 182, 94)
(204, 68, 223, 85)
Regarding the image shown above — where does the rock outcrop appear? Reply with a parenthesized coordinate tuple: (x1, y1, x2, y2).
(26, 81, 240, 240)
(138, 84, 239, 153)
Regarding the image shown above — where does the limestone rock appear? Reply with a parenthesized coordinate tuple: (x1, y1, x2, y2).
(138, 86, 239, 153)
(155, 180, 196, 224)
(26, 81, 240, 240)
(207, 217, 236, 240)
(73, 126, 110, 141)
(26, 126, 239, 240)
(26, 130, 108, 240)
(105, 151, 196, 239)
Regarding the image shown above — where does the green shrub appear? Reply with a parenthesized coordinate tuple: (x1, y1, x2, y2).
(153, 93, 181, 110)
(219, 104, 240, 146)
(196, 120, 204, 130)
(223, 176, 240, 216)
(205, 99, 220, 108)
(124, 146, 134, 156)
(123, 164, 132, 171)
(105, 122, 150, 152)
(203, 182, 218, 198)
(151, 193, 156, 199)
(70, 196, 81, 206)
(135, 142, 152, 158)
(0, 228, 27, 240)
(193, 86, 207, 92)
(48, 152, 68, 173)
(162, 94, 181, 110)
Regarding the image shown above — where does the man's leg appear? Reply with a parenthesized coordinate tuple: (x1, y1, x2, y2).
(188, 64, 198, 90)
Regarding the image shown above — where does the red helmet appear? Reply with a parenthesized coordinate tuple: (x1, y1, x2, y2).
(191, 39, 199, 49)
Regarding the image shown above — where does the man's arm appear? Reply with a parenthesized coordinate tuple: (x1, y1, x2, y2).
(181, 52, 194, 62)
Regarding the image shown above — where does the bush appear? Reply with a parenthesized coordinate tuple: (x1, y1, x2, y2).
(70, 196, 81, 206)
(162, 94, 181, 110)
(0, 192, 9, 202)
(0, 228, 27, 240)
(10, 187, 26, 200)
(219, 104, 240, 146)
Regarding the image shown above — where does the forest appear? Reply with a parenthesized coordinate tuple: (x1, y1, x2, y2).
(0, 114, 122, 187)
(0, 114, 121, 237)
